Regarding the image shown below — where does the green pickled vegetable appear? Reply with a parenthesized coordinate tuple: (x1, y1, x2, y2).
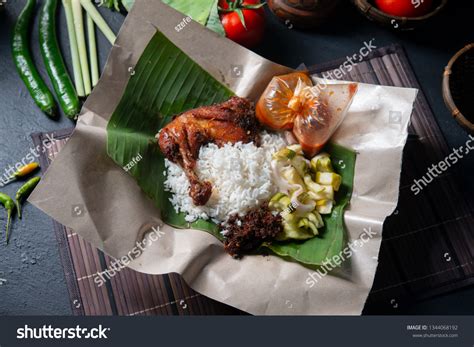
(282, 167, 305, 188)
(287, 144, 303, 155)
(304, 175, 334, 201)
(273, 147, 296, 160)
(316, 199, 333, 215)
(311, 153, 334, 173)
(270, 145, 345, 240)
(277, 220, 313, 241)
(290, 155, 308, 177)
(266, 143, 356, 266)
(269, 192, 288, 210)
(307, 211, 324, 228)
(316, 172, 342, 191)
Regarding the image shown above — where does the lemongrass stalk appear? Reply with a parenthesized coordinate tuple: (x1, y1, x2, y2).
(80, 0, 116, 45)
(62, 0, 85, 97)
(71, 0, 91, 95)
(87, 14, 99, 87)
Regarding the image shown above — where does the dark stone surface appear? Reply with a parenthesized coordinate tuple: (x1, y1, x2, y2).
(0, 1, 124, 315)
(0, 1, 472, 315)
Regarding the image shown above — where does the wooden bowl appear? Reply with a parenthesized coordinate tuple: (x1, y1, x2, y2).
(267, 0, 341, 29)
(351, 0, 448, 31)
(443, 43, 474, 134)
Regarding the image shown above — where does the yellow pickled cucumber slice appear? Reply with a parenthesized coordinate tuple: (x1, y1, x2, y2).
(316, 172, 342, 191)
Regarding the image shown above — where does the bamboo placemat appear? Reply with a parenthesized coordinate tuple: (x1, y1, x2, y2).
(31, 128, 243, 316)
(31, 44, 473, 315)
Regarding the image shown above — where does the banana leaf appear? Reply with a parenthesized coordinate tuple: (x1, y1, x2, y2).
(106, 30, 356, 266)
(107, 31, 233, 241)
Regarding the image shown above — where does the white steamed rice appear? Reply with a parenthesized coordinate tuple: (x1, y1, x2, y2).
(164, 132, 287, 223)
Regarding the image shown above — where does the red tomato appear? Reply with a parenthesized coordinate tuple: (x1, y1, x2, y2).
(219, 0, 265, 48)
(374, 0, 433, 17)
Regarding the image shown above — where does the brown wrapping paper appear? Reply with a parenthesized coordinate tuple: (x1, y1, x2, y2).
(29, 0, 418, 315)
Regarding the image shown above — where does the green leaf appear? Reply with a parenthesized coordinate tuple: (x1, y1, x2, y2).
(122, 0, 224, 36)
(262, 143, 356, 266)
(121, 0, 134, 11)
(99, 0, 120, 11)
(161, 0, 216, 25)
(106, 30, 356, 267)
(107, 30, 234, 237)
(206, 0, 225, 36)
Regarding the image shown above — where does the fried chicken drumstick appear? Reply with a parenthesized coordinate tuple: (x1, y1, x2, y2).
(157, 97, 260, 206)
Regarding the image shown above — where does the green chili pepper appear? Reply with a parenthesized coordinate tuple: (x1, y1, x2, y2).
(1, 163, 40, 188)
(14, 162, 40, 179)
(12, 0, 57, 118)
(0, 193, 15, 244)
(39, 0, 81, 118)
(15, 177, 41, 220)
